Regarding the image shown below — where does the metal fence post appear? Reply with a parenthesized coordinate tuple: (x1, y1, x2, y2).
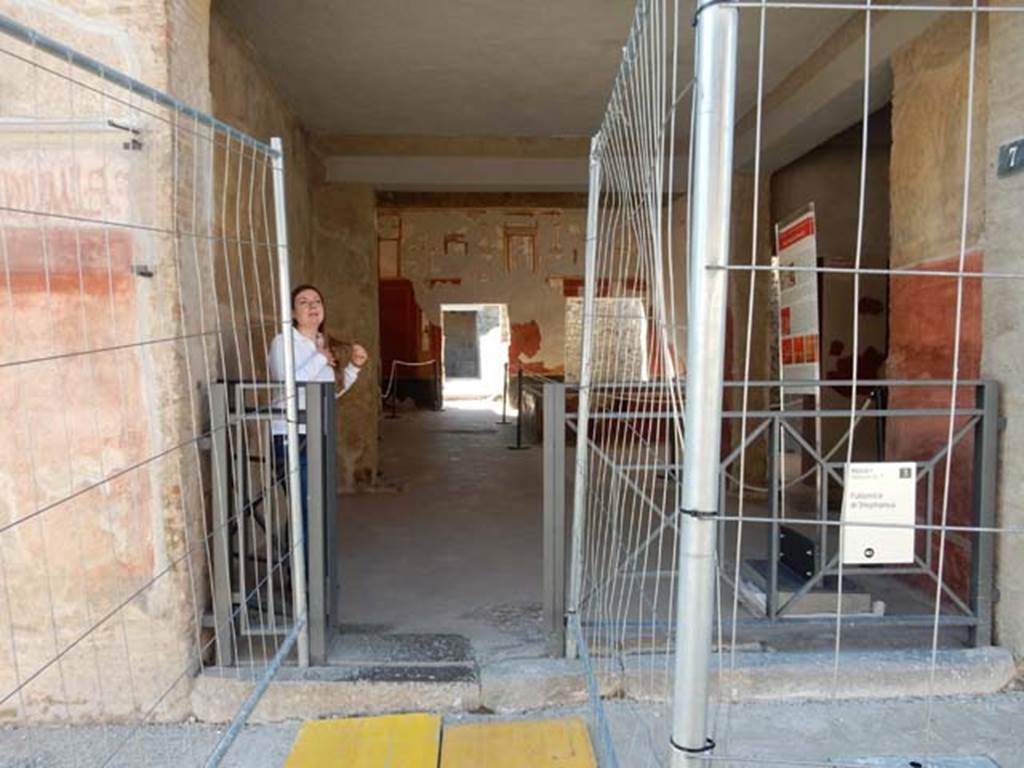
(543, 383, 568, 656)
(670, 5, 738, 765)
(306, 383, 327, 665)
(270, 136, 309, 667)
(324, 382, 339, 634)
(210, 382, 234, 667)
(566, 136, 602, 658)
(970, 380, 998, 647)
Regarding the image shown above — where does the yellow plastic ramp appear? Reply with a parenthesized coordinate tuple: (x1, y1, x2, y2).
(285, 712, 441, 768)
(440, 717, 596, 768)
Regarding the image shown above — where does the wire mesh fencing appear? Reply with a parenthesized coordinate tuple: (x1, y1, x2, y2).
(0, 14, 306, 767)
(571, 1, 1024, 766)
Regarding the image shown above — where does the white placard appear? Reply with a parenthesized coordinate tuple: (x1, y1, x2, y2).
(774, 207, 820, 396)
(841, 462, 917, 565)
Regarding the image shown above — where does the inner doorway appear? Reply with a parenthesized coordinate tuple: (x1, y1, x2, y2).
(440, 304, 509, 400)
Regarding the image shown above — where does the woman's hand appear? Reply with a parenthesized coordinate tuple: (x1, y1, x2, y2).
(317, 333, 338, 368)
(350, 343, 368, 368)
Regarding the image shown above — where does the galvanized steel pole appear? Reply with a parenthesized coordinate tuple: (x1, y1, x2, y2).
(271, 137, 309, 668)
(566, 135, 602, 658)
(670, 5, 737, 765)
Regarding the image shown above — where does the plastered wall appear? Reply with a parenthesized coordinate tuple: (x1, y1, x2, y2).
(887, 15, 989, 601)
(209, 5, 314, 281)
(209, 7, 380, 493)
(981, 4, 1024, 656)
(381, 206, 587, 375)
(310, 183, 380, 491)
(0, 0, 213, 721)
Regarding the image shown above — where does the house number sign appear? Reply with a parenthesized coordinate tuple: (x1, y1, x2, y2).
(998, 137, 1024, 178)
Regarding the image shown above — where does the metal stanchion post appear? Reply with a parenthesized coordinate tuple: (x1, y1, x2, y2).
(508, 366, 528, 451)
(497, 361, 510, 424)
(434, 359, 443, 411)
(389, 364, 399, 419)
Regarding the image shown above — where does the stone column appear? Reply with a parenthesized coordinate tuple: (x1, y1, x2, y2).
(311, 183, 381, 492)
(982, 6, 1024, 655)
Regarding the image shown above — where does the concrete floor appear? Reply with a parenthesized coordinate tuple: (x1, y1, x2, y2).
(599, 692, 1024, 767)
(330, 400, 970, 669)
(335, 400, 547, 663)
(5, 692, 1022, 767)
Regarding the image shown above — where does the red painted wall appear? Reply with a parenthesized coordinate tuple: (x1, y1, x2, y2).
(886, 252, 983, 598)
(379, 278, 423, 380)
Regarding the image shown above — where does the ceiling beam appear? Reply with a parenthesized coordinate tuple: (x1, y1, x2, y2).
(312, 134, 590, 159)
(735, 10, 944, 174)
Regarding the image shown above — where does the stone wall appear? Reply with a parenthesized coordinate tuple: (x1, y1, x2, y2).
(0, 0, 213, 721)
(209, 4, 314, 280)
(0, 0, 335, 723)
(887, 15, 989, 601)
(208, 8, 381, 492)
(981, 4, 1024, 655)
(311, 184, 380, 491)
(381, 206, 587, 375)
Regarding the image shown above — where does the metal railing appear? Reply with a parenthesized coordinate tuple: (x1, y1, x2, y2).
(210, 381, 338, 666)
(540, 379, 1000, 655)
(719, 380, 998, 645)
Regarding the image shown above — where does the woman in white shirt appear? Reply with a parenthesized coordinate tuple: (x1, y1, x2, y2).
(268, 283, 367, 563)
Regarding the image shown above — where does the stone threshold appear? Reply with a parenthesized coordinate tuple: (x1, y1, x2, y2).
(189, 645, 1015, 723)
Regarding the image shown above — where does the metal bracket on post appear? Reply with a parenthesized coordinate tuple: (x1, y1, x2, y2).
(670, 4, 738, 765)
(543, 382, 568, 656)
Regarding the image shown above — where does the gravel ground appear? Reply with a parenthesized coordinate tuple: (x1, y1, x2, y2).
(0, 721, 301, 768)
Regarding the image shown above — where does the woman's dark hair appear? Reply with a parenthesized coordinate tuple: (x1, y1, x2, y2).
(291, 283, 325, 333)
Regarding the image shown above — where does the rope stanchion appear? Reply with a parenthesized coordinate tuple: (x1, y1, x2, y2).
(508, 366, 529, 451)
(380, 359, 438, 419)
(434, 359, 443, 411)
(497, 361, 510, 425)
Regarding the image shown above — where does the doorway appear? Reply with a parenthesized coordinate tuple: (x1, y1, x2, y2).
(440, 304, 509, 400)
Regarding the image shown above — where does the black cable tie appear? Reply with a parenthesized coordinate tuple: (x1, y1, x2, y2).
(670, 737, 716, 754)
(693, 0, 735, 26)
(681, 507, 717, 519)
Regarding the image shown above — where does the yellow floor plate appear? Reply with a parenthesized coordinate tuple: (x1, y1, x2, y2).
(439, 717, 597, 768)
(285, 712, 441, 768)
